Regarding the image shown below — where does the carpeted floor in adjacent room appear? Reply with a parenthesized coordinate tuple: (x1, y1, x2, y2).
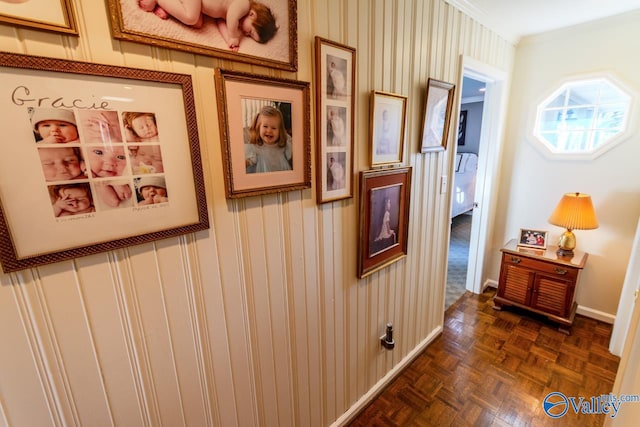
(446, 213, 472, 310)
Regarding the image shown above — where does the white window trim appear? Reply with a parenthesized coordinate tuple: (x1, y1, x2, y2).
(529, 72, 637, 160)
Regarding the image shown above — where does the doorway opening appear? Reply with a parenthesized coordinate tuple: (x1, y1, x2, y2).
(445, 76, 485, 309)
(445, 56, 508, 310)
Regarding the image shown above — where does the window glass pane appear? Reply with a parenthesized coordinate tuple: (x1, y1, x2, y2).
(534, 77, 631, 156)
(596, 104, 627, 129)
(593, 131, 618, 150)
(547, 92, 567, 108)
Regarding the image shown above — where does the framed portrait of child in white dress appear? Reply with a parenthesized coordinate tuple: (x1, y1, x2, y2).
(420, 78, 455, 153)
(370, 91, 407, 167)
(314, 36, 356, 204)
(358, 167, 412, 279)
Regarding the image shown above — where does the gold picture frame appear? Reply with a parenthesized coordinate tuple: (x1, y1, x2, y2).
(108, 0, 298, 71)
(0, 0, 77, 34)
(370, 91, 407, 167)
(215, 68, 311, 198)
(0, 52, 209, 273)
(420, 78, 455, 153)
(314, 36, 356, 203)
(358, 167, 412, 278)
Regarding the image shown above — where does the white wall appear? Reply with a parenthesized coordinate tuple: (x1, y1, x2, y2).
(487, 11, 640, 318)
(0, 1, 515, 426)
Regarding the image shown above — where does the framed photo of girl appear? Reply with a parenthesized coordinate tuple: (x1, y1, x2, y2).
(314, 36, 356, 203)
(0, 52, 209, 273)
(108, 0, 297, 71)
(370, 91, 407, 167)
(215, 68, 311, 198)
(0, 0, 77, 34)
(420, 78, 455, 153)
(358, 167, 412, 279)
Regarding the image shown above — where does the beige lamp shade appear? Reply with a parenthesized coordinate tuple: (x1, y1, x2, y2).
(548, 192, 599, 230)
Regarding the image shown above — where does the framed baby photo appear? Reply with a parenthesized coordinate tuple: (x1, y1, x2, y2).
(358, 167, 412, 279)
(518, 228, 549, 250)
(0, 0, 77, 34)
(314, 36, 356, 203)
(215, 68, 311, 199)
(0, 52, 209, 273)
(420, 78, 455, 153)
(370, 91, 407, 167)
(108, 0, 298, 71)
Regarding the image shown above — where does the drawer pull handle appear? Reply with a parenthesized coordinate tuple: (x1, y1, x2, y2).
(510, 256, 521, 264)
(554, 267, 568, 275)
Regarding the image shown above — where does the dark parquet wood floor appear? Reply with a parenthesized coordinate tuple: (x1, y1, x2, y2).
(348, 288, 620, 426)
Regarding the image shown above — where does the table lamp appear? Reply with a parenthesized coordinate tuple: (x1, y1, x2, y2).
(548, 192, 598, 256)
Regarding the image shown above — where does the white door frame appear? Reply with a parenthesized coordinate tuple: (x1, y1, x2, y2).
(456, 56, 509, 294)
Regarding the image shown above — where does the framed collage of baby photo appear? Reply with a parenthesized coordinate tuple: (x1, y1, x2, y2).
(0, 52, 209, 273)
(215, 68, 311, 199)
(358, 167, 412, 279)
(0, 0, 77, 34)
(108, 0, 298, 71)
(314, 36, 356, 204)
(370, 91, 407, 167)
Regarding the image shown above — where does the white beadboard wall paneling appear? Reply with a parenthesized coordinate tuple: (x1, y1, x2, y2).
(73, 253, 149, 426)
(0, 1, 517, 426)
(0, 272, 64, 426)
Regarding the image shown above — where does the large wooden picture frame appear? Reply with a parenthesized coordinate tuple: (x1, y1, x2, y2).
(314, 36, 356, 203)
(420, 78, 455, 153)
(358, 167, 412, 278)
(215, 68, 311, 198)
(0, 52, 209, 272)
(108, 0, 298, 71)
(0, 0, 77, 34)
(370, 91, 407, 167)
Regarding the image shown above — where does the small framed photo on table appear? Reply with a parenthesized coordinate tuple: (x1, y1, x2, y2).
(370, 91, 407, 167)
(358, 167, 412, 278)
(518, 228, 548, 250)
(314, 36, 356, 203)
(420, 78, 455, 153)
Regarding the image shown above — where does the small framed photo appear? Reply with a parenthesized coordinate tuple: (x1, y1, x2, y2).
(420, 78, 455, 153)
(370, 91, 407, 167)
(215, 68, 311, 198)
(108, 0, 297, 71)
(358, 167, 412, 278)
(0, 52, 209, 272)
(518, 228, 548, 250)
(314, 37, 356, 203)
(0, 0, 77, 34)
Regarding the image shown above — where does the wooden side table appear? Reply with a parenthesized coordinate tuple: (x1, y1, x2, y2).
(493, 239, 588, 334)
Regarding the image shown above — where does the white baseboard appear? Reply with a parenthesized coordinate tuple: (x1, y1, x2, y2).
(483, 279, 498, 290)
(577, 305, 616, 324)
(331, 325, 443, 427)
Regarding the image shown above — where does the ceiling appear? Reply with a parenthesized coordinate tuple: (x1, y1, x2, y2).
(445, 0, 640, 44)
(456, 0, 640, 101)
